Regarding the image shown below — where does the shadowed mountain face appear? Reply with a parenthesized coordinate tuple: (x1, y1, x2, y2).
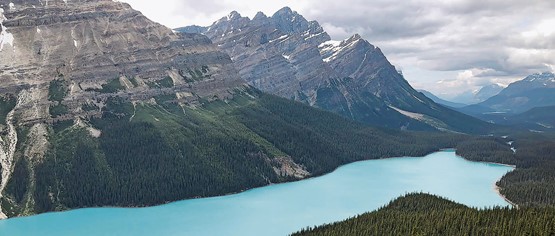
(177, 7, 492, 133)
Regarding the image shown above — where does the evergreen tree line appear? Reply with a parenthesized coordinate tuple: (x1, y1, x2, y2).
(293, 193, 555, 236)
(456, 133, 555, 206)
(3, 92, 465, 216)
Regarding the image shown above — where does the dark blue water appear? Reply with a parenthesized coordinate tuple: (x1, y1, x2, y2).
(0, 150, 513, 235)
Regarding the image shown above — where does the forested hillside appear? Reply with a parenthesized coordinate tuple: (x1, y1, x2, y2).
(457, 133, 555, 206)
(0, 89, 464, 217)
(293, 193, 555, 236)
(295, 132, 555, 235)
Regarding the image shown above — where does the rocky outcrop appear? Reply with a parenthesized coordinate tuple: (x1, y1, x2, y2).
(0, 0, 247, 122)
(178, 7, 492, 133)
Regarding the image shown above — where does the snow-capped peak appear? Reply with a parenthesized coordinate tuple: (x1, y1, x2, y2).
(523, 72, 555, 83)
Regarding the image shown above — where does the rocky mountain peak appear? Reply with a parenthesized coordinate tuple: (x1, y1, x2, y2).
(272, 6, 294, 17)
(251, 11, 269, 26)
(497, 71, 555, 97)
(348, 33, 362, 41)
(253, 11, 267, 21)
(343, 34, 373, 48)
(215, 10, 247, 24)
(523, 71, 555, 83)
(177, 7, 488, 133)
(474, 84, 504, 102)
(227, 10, 241, 20)
(271, 6, 310, 34)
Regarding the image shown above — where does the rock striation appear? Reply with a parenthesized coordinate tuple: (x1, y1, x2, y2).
(177, 7, 491, 132)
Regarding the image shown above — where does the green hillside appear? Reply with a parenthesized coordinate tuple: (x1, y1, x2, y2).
(1, 89, 463, 217)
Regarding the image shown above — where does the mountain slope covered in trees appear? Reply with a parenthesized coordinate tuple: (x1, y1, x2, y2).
(293, 193, 555, 236)
(0, 89, 464, 218)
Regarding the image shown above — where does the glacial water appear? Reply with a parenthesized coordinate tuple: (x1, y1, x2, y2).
(0, 150, 514, 236)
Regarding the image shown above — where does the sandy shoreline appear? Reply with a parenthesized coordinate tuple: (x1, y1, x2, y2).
(494, 184, 518, 208)
(489, 162, 517, 208)
(484, 162, 517, 168)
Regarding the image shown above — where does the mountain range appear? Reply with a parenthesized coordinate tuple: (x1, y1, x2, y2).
(177, 8, 492, 133)
(446, 84, 504, 105)
(449, 72, 555, 131)
(474, 84, 505, 103)
(0, 0, 465, 219)
(460, 72, 555, 115)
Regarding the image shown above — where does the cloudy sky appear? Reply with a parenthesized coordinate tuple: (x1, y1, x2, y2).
(124, 0, 555, 100)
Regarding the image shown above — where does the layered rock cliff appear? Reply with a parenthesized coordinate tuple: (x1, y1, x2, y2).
(177, 7, 492, 133)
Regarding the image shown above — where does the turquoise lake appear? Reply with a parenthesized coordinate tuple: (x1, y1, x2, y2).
(0, 150, 513, 236)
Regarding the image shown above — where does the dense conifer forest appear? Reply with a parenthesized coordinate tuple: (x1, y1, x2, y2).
(293, 193, 555, 236)
(1, 90, 465, 216)
(457, 133, 555, 206)
(456, 133, 555, 206)
(295, 132, 555, 235)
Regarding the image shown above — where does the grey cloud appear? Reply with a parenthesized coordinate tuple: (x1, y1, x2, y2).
(295, 0, 555, 84)
(124, 0, 555, 94)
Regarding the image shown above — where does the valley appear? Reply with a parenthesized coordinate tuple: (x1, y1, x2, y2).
(0, 0, 554, 235)
(0, 150, 513, 235)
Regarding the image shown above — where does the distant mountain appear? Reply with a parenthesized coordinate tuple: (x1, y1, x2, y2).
(449, 84, 504, 105)
(499, 72, 555, 97)
(418, 90, 467, 108)
(474, 84, 504, 102)
(176, 7, 493, 133)
(450, 91, 476, 105)
(460, 72, 555, 116)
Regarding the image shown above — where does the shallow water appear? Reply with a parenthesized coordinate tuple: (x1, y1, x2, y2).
(0, 150, 513, 236)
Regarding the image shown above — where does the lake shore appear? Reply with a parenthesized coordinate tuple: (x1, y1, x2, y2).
(494, 184, 518, 208)
(485, 162, 517, 168)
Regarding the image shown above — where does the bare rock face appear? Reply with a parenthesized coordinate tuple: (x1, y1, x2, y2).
(0, 0, 245, 117)
(177, 8, 437, 129)
(177, 7, 492, 133)
(179, 7, 337, 100)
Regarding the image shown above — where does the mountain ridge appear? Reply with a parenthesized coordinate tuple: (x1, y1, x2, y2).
(460, 72, 555, 116)
(177, 7, 493, 134)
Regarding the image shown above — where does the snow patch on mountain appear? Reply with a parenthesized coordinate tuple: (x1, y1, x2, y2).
(0, 7, 14, 51)
(318, 35, 365, 63)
